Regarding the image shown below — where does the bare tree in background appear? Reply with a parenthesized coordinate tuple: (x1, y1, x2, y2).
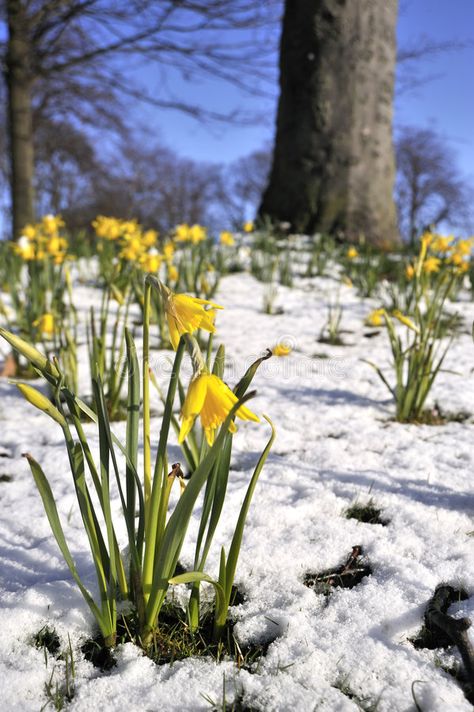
(395, 126, 473, 244)
(2, 0, 279, 237)
(260, 0, 399, 247)
(216, 146, 271, 228)
(34, 134, 223, 233)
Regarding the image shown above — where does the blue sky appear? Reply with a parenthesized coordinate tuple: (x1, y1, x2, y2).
(132, 0, 474, 180)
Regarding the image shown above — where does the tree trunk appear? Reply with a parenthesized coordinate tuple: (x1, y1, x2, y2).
(6, 0, 35, 238)
(260, 0, 399, 247)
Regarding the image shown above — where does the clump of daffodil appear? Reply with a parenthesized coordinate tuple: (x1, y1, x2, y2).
(159, 282, 223, 350)
(92, 215, 122, 241)
(175, 223, 207, 244)
(431, 234, 454, 253)
(179, 371, 260, 446)
(11, 214, 69, 264)
(272, 342, 292, 356)
(365, 308, 385, 327)
(92, 216, 165, 285)
(0, 273, 275, 653)
(220, 231, 235, 246)
(423, 256, 441, 274)
(366, 231, 467, 422)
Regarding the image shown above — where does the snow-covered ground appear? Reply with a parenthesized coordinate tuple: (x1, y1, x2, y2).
(0, 270, 473, 711)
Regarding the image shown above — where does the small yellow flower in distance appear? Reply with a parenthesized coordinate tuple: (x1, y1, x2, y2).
(46, 236, 67, 255)
(167, 264, 178, 283)
(33, 313, 55, 336)
(14, 236, 35, 260)
(163, 241, 175, 261)
(189, 224, 207, 244)
(179, 372, 259, 446)
(22, 224, 37, 240)
(161, 285, 223, 350)
(365, 308, 385, 327)
(53, 252, 66, 265)
(455, 238, 474, 256)
(143, 230, 158, 248)
(140, 250, 162, 273)
(449, 252, 463, 266)
(423, 256, 441, 274)
(175, 223, 191, 242)
(272, 342, 292, 357)
(220, 231, 235, 246)
(243, 220, 254, 233)
(431, 235, 453, 253)
(346, 246, 358, 260)
(405, 264, 415, 280)
(92, 216, 121, 240)
(41, 214, 64, 235)
(392, 309, 420, 334)
(457, 260, 470, 274)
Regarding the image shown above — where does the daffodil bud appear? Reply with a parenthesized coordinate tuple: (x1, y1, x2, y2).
(16, 383, 66, 427)
(0, 327, 59, 379)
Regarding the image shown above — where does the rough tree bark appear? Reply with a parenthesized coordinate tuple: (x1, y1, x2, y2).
(260, 0, 400, 247)
(5, 0, 35, 237)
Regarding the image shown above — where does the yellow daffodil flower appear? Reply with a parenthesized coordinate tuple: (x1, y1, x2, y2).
(161, 285, 223, 350)
(13, 236, 35, 261)
(92, 216, 122, 240)
(392, 309, 420, 334)
(167, 264, 178, 283)
(179, 372, 259, 445)
(163, 242, 175, 261)
(140, 250, 162, 273)
(272, 342, 292, 357)
(175, 224, 191, 242)
(365, 308, 385, 327)
(143, 230, 158, 248)
(431, 235, 453, 253)
(220, 231, 235, 246)
(22, 224, 37, 240)
(346, 246, 358, 260)
(46, 236, 68, 255)
(189, 224, 207, 244)
(423, 256, 441, 274)
(449, 252, 463, 266)
(33, 313, 55, 336)
(455, 238, 474, 256)
(41, 214, 65, 236)
(405, 264, 415, 280)
(243, 220, 254, 233)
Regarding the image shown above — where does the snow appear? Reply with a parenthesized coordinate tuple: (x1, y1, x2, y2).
(1, 268, 473, 711)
